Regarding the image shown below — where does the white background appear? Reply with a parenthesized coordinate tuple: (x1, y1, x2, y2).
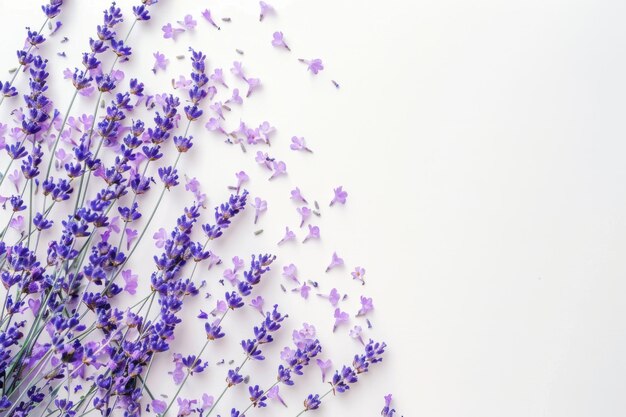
(1, 0, 626, 416)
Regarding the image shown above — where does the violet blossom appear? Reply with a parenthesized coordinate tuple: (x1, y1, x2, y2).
(299, 58, 324, 74)
(272, 31, 290, 50)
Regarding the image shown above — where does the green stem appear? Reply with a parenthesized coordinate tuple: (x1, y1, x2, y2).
(44, 89, 79, 181)
(27, 175, 33, 248)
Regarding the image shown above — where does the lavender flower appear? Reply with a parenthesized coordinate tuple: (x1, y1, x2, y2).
(381, 394, 396, 417)
(259, 1, 274, 21)
(0, 3, 391, 417)
(153, 51, 169, 73)
(303, 224, 320, 243)
(357, 296, 374, 316)
(272, 31, 290, 50)
(326, 252, 344, 272)
(163, 23, 184, 40)
(352, 266, 366, 285)
(290, 187, 308, 204)
(251, 197, 267, 224)
(278, 226, 296, 245)
(330, 186, 348, 206)
(291, 136, 313, 152)
(299, 58, 324, 74)
(201, 9, 221, 30)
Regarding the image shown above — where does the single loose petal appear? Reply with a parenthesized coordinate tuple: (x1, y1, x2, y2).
(290, 136, 312, 153)
(326, 252, 344, 272)
(330, 186, 348, 206)
(282, 264, 299, 283)
(302, 224, 320, 243)
(121, 269, 138, 295)
(259, 1, 274, 21)
(267, 385, 287, 407)
(178, 14, 197, 30)
(271, 31, 290, 50)
(162, 23, 185, 40)
(278, 227, 296, 245)
(333, 308, 350, 332)
(152, 400, 167, 413)
(290, 187, 308, 204)
(316, 359, 333, 382)
(357, 296, 374, 316)
(201, 9, 221, 29)
(152, 51, 169, 73)
(351, 266, 366, 285)
(299, 58, 324, 74)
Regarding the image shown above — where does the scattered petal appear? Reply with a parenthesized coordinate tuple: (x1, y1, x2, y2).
(282, 264, 299, 283)
(316, 359, 333, 382)
(201, 9, 220, 29)
(299, 58, 324, 74)
(290, 187, 308, 204)
(351, 266, 366, 285)
(302, 224, 320, 243)
(162, 23, 185, 40)
(271, 31, 290, 50)
(152, 51, 169, 73)
(357, 296, 374, 316)
(290, 136, 313, 153)
(121, 269, 138, 295)
(330, 186, 348, 206)
(278, 226, 296, 245)
(325, 252, 344, 272)
(252, 197, 267, 224)
(178, 14, 197, 30)
(259, 1, 274, 21)
(333, 308, 349, 332)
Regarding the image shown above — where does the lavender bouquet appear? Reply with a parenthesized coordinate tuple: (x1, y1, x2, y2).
(0, 1, 396, 416)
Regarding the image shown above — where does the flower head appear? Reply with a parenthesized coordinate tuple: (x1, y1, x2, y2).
(121, 269, 138, 295)
(303, 224, 320, 243)
(201, 9, 221, 30)
(333, 308, 349, 332)
(381, 394, 396, 417)
(290, 187, 308, 204)
(326, 252, 344, 272)
(290, 136, 312, 153)
(178, 14, 197, 31)
(299, 58, 324, 74)
(252, 197, 267, 224)
(304, 394, 321, 410)
(259, 1, 274, 21)
(278, 227, 296, 245)
(352, 266, 366, 285)
(272, 31, 290, 50)
(316, 358, 333, 382)
(357, 296, 374, 316)
(153, 51, 169, 73)
(162, 23, 184, 40)
(330, 186, 348, 206)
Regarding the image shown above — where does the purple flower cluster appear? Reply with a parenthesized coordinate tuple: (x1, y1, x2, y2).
(0, 1, 392, 417)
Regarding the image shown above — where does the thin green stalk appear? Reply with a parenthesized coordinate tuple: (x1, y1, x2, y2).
(27, 175, 33, 248)
(44, 89, 79, 181)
